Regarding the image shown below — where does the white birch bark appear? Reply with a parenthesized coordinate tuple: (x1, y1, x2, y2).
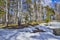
(5, 0, 8, 26)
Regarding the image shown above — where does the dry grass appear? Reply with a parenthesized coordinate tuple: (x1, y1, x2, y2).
(28, 21, 38, 26)
(0, 21, 44, 28)
(8, 24, 18, 27)
(0, 24, 18, 28)
(0, 24, 6, 28)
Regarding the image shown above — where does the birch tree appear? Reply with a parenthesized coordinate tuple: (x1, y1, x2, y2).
(18, 0, 22, 26)
(5, 0, 8, 26)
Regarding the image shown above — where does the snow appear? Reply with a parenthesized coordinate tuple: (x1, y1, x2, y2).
(46, 22, 60, 29)
(16, 32, 39, 40)
(48, 38, 58, 40)
(0, 25, 60, 40)
(35, 25, 53, 33)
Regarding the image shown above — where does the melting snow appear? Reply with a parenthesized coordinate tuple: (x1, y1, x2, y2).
(0, 25, 60, 40)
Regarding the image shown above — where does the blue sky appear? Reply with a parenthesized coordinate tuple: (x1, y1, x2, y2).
(51, 0, 60, 8)
(52, 0, 60, 2)
(42, 0, 60, 8)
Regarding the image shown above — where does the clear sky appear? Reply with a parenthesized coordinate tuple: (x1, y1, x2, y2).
(52, 0, 60, 2)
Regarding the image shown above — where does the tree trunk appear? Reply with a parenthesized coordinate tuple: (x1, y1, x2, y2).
(18, 0, 22, 26)
(5, 0, 8, 27)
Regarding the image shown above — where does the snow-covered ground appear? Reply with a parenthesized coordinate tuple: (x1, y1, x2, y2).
(39, 22, 60, 29)
(0, 25, 60, 40)
(47, 22, 60, 29)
